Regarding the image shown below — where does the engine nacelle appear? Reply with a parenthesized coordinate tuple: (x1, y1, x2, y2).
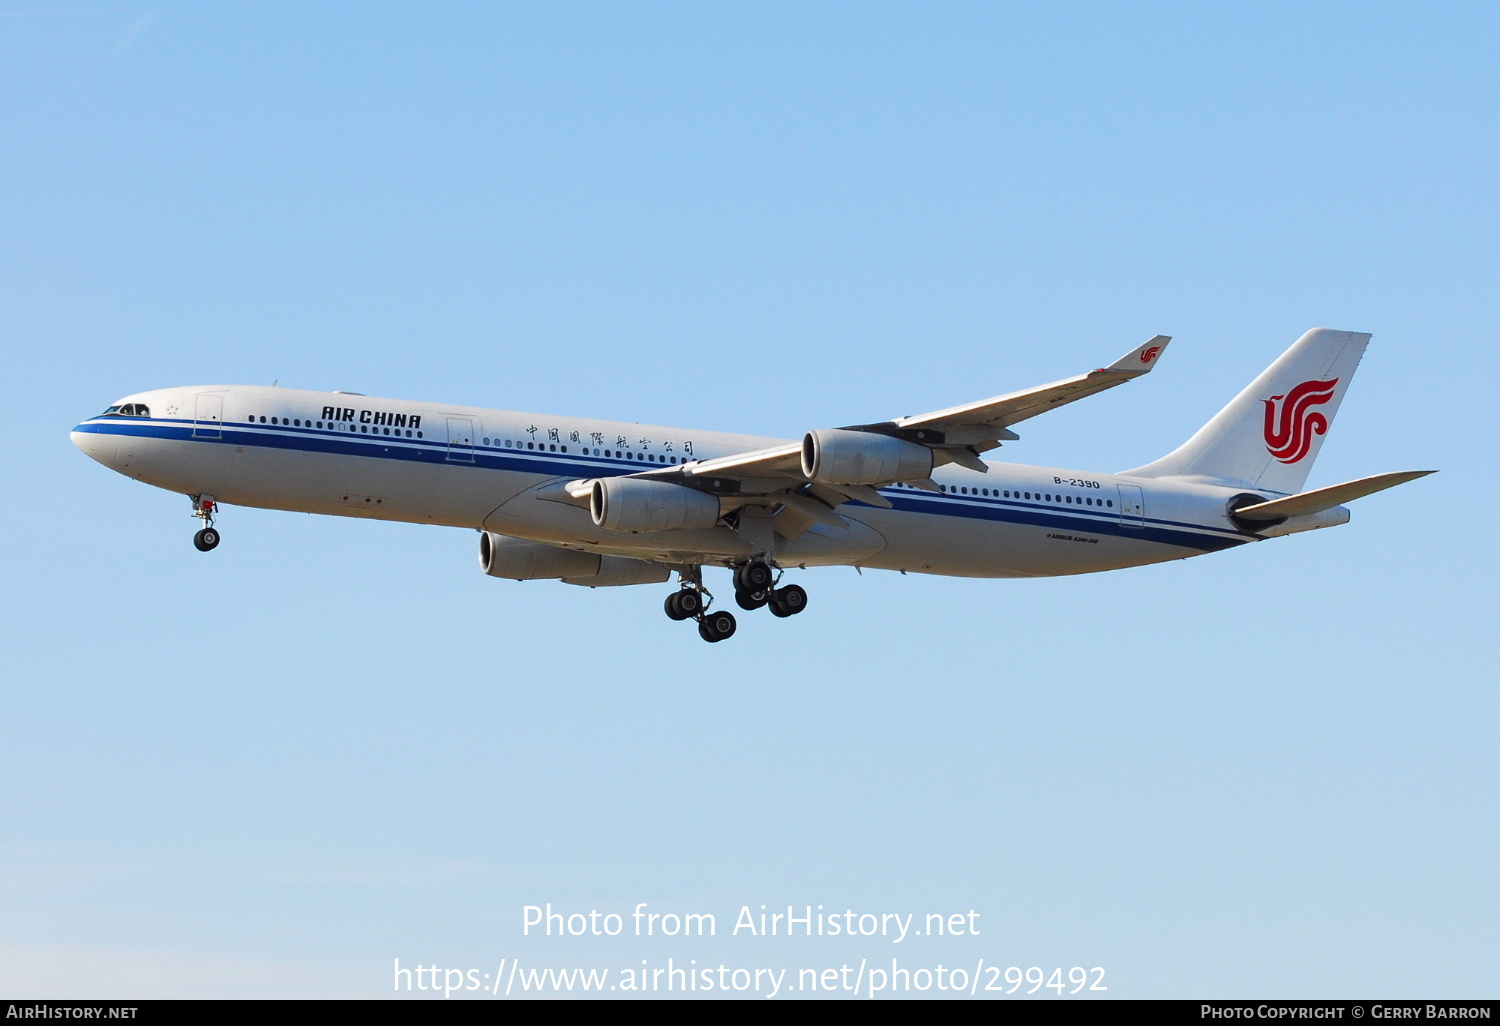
(801, 428, 934, 485)
(479, 532, 600, 580)
(590, 477, 721, 532)
(562, 557, 672, 588)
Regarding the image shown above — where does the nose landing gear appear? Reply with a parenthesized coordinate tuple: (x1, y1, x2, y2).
(190, 495, 221, 551)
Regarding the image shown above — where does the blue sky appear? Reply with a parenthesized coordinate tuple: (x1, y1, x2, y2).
(3, 1, 1496, 998)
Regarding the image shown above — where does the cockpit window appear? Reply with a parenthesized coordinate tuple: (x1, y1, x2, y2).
(101, 403, 150, 418)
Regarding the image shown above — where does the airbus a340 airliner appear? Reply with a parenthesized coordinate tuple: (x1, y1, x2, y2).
(72, 328, 1430, 641)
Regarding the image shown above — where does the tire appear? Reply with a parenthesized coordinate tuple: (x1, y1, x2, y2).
(664, 592, 691, 621)
(735, 560, 773, 592)
(735, 588, 768, 611)
(702, 609, 737, 641)
(698, 621, 718, 642)
(769, 584, 806, 617)
(194, 528, 220, 552)
(675, 589, 702, 617)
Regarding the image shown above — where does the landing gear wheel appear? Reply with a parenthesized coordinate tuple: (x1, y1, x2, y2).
(768, 583, 807, 617)
(666, 589, 703, 620)
(734, 560, 774, 594)
(190, 496, 220, 551)
(698, 609, 737, 642)
(735, 588, 769, 611)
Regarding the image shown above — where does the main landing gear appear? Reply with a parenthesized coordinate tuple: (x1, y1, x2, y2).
(663, 560, 808, 643)
(663, 566, 737, 642)
(190, 494, 221, 551)
(735, 559, 807, 619)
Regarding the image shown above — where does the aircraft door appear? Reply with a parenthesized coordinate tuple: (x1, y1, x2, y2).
(1117, 483, 1145, 528)
(446, 416, 476, 463)
(193, 394, 224, 439)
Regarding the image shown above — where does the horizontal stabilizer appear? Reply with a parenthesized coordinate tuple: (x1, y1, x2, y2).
(1232, 470, 1436, 521)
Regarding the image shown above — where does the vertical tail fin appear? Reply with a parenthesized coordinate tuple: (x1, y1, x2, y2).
(1125, 328, 1370, 494)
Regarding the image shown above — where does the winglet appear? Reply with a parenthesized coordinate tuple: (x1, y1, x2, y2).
(1102, 335, 1171, 376)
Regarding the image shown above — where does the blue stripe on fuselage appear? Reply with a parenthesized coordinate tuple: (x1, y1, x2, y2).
(73, 418, 1252, 553)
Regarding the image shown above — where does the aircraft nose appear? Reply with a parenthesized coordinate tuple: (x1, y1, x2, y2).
(71, 423, 116, 464)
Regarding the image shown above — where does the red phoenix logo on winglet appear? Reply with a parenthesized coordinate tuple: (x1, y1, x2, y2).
(1139, 346, 1161, 364)
(1262, 378, 1339, 464)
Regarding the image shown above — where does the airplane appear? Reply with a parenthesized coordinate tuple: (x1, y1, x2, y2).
(71, 327, 1431, 642)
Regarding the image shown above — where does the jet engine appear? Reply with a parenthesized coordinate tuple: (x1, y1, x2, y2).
(562, 557, 671, 588)
(801, 428, 933, 485)
(590, 477, 721, 532)
(479, 532, 600, 580)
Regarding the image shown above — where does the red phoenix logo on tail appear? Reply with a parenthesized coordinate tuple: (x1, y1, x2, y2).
(1262, 378, 1338, 464)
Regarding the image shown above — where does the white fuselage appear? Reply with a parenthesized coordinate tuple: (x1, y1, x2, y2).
(72, 384, 1269, 578)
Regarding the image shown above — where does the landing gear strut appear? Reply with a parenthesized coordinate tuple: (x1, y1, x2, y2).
(191, 495, 220, 551)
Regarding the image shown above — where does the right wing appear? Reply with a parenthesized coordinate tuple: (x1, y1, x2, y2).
(679, 334, 1172, 483)
(563, 335, 1171, 537)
